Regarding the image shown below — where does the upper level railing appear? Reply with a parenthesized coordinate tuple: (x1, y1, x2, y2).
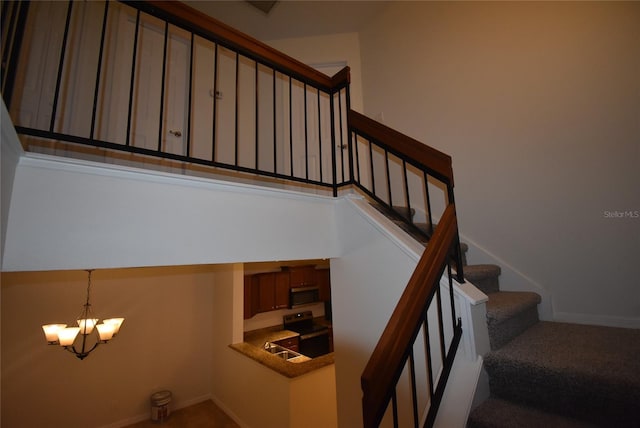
(2, 0, 351, 196)
(2, 1, 464, 426)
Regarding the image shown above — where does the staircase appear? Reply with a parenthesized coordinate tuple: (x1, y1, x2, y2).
(374, 203, 640, 428)
(467, 260, 640, 428)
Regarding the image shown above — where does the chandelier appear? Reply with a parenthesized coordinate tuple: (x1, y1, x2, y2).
(41, 270, 124, 360)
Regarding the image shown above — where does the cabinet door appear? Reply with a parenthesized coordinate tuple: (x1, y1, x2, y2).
(274, 336, 299, 352)
(288, 265, 316, 288)
(316, 268, 331, 301)
(256, 273, 276, 313)
(274, 271, 290, 309)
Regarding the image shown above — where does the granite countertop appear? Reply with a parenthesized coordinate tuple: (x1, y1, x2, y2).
(229, 325, 334, 378)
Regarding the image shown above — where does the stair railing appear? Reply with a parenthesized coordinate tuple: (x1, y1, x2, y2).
(2, 1, 464, 425)
(2, 0, 352, 196)
(361, 204, 463, 427)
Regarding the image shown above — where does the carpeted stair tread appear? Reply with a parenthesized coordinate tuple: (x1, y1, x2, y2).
(485, 291, 541, 350)
(464, 264, 501, 294)
(485, 291, 541, 325)
(467, 397, 599, 428)
(484, 321, 640, 427)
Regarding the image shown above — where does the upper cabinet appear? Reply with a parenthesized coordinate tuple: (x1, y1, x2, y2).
(284, 265, 317, 289)
(244, 264, 331, 319)
(316, 268, 331, 302)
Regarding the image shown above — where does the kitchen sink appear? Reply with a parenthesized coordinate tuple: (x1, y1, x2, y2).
(263, 342, 307, 362)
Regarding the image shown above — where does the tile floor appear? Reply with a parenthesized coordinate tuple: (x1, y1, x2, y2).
(124, 400, 240, 428)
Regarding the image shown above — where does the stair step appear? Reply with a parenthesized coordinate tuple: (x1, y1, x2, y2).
(486, 291, 541, 350)
(467, 397, 599, 428)
(464, 264, 501, 294)
(483, 321, 640, 427)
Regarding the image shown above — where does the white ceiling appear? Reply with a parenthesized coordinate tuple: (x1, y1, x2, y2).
(183, 0, 389, 41)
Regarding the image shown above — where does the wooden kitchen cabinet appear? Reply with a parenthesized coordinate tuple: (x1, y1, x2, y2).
(316, 268, 331, 302)
(254, 272, 290, 314)
(286, 265, 317, 288)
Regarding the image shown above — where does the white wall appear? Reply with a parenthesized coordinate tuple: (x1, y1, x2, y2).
(1, 266, 215, 428)
(267, 32, 364, 113)
(330, 197, 420, 427)
(2, 154, 340, 272)
(358, 1, 640, 326)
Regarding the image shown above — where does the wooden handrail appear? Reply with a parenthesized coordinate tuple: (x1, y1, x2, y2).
(141, 0, 349, 92)
(348, 110, 454, 186)
(361, 204, 458, 428)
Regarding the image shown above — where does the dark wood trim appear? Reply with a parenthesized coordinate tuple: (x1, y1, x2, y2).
(331, 66, 351, 89)
(348, 109, 454, 186)
(142, 0, 334, 90)
(361, 204, 458, 428)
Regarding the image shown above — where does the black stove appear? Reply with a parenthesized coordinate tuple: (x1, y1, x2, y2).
(283, 311, 330, 357)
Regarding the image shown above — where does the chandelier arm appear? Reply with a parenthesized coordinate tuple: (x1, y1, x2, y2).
(65, 341, 100, 360)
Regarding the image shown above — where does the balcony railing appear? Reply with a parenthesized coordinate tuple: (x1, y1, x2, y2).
(1, 1, 464, 426)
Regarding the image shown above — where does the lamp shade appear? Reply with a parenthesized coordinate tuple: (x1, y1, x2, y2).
(103, 318, 124, 335)
(58, 327, 80, 346)
(77, 318, 99, 334)
(42, 324, 67, 343)
(96, 323, 115, 341)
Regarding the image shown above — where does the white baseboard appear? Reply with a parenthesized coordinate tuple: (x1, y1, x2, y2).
(553, 311, 640, 329)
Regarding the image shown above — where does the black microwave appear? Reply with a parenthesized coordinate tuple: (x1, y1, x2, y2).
(290, 286, 320, 308)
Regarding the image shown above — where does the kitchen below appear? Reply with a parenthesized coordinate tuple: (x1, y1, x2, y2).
(230, 262, 334, 378)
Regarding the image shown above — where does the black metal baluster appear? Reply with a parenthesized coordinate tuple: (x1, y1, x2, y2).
(157, 20, 169, 152)
(447, 187, 465, 282)
(338, 90, 345, 184)
(329, 89, 337, 195)
(288, 76, 293, 177)
(409, 350, 419, 428)
(234, 52, 239, 166)
(447, 262, 457, 328)
(384, 149, 392, 208)
(392, 389, 399, 428)
(89, 1, 109, 141)
(125, 8, 140, 147)
(186, 32, 194, 157)
(317, 88, 323, 183)
(436, 286, 446, 363)
(254, 60, 259, 170)
(272, 68, 277, 174)
(49, 0, 73, 133)
(343, 87, 354, 186)
(303, 83, 309, 180)
(402, 161, 413, 223)
(368, 138, 376, 196)
(211, 43, 218, 162)
(424, 171, 434, 235)
(424, 317, 435, 399)
(353, 130, 361, 186)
